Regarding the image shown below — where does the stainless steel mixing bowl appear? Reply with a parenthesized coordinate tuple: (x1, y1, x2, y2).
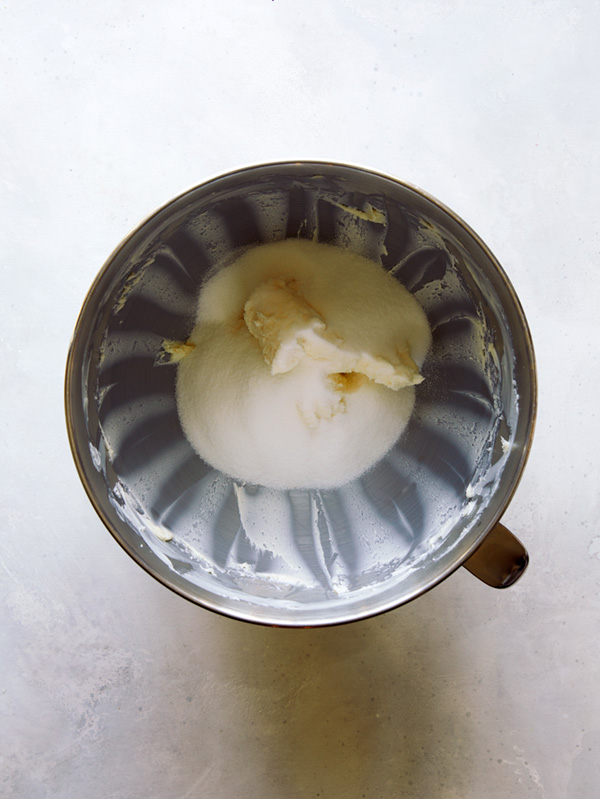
(65, 161, 537, 626)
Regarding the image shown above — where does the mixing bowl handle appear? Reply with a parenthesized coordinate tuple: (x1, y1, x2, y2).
(462, 523, 529, 588)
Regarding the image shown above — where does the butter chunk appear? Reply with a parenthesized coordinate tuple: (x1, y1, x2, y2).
(244, 277, 424, 389)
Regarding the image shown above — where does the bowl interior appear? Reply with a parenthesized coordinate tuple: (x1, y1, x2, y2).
(66, 162, 536, 626)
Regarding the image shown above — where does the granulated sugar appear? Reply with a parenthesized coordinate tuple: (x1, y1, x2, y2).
(176, 239, 431, 489)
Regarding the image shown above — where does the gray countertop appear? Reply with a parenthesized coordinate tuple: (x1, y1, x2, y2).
(2, 2, 598, 797)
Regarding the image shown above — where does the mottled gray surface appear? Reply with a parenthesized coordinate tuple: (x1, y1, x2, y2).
(2, 1, 599, 797)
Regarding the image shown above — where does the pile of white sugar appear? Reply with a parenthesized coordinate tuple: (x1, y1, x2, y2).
(176, 238, 431, 490)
